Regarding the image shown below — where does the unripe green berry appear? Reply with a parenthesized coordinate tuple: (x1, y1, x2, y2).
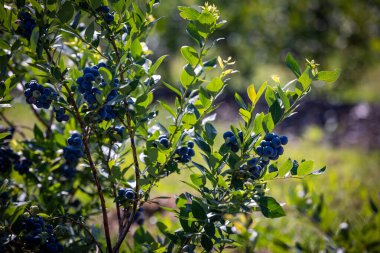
(30, 205, 39, 215)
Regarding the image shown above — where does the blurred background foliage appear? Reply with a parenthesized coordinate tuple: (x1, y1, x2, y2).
(151, 0, 380, 103)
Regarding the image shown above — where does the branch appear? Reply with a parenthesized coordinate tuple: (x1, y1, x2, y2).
(112, 113, 140, 253)
(29, 105, 52, 138)
(97, 137, 122, 232)
(62, 83, 113, 253)
(0, 111, 27, 139)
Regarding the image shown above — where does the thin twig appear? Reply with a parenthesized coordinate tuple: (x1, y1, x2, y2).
(29, 105, 52, 137)
(112, 113, 140, 253)
(0, 111, 28, 139)
(51, 216, 104, 253)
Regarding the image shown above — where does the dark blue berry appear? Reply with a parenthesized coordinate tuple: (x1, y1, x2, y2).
(118, 188, 126, 197)
(159, 138, 169, 148)
(223, 131, 234, 139)
(264, 133, 275, 141)
(247, 158, 258, 166)
(271, 137, 281, 147)
(125, 189, 134, 200)
(188, 148, 195, 157)
(280, 135, 288, 145)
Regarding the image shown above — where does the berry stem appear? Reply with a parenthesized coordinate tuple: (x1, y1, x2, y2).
(62, 83, 113, 253)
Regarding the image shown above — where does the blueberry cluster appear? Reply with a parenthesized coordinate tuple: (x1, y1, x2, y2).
(117, 188, 135, 203)
(0, 147, 31, 175)
(22, 216, 63, 253)
(175, 142, 195, 163)
(240, 157, 265, 180)
(75, 63, 119, 121)
(235, 133, 289, 181)
(61, 133, 83, 179)
(134, 207, 144, 225)
(17, 11, 36, 39)
(53, 107, 69, 122)
(223, 131, 243, 152)
(98, 5, 114, 23)
(24, 80, 57, 109)
(256, 133, 287, 161)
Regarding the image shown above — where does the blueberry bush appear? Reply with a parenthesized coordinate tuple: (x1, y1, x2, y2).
(0, 1, 340, 252)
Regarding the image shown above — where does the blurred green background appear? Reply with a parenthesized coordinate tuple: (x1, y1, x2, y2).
(3, 0, 380, 251)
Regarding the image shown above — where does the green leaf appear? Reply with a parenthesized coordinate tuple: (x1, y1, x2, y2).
(9, 202, 28, 226)
(191, 200, 207, 220)
(265, 86, 277, 107)
(277, 86, 290, 110)
(285, 53, 301, 77)
(217, 175, 228, 189)
(199, 87, 211, 108)
(239, 108, 251, 123)
(194, 137, 211, 154)
(317, 69, 341, 83)
(0, 132, 10, 140)
(131, 39, 142, 59)
(57, 1, 74, 23)
(255, 81, 267, 104)
(136, 92, 153, 108)
(269, 100, 284, 124)
(206, 77, 223, 93)
(204, 223, 216, 237)
(247, 84, 256, 104)
(98, 67, 112, 85)
(298, 67, 313, 90)
(201, 234, 213, 252)
(85, 21, 95, 41)
(178, 6, 200, 21)
(195, 12, 216, 35)
(181, 46, 199, 66)
(149, 55, 168, 75)
(186, 22, 204, 46)
(34, 124, 44, 140)
(190, 173, 205, 187)
(234, 92, 247, 110)
(205, 123, 217, 141)
(30, 27, 39, 52)
(162, 82, 181, 97)
(262, 114, 274, 133)
(180, 64, 196, 88)
(158, 100, 176, 117)
(253, 113, 264, 134)
(278, 158, 293, 177)
(258, 196, 285, 218)
(297, 160, 315, 176)
(182, 112, 197, 128)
